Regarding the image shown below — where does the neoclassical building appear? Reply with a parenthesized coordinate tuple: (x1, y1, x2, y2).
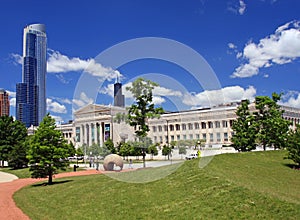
(72, 104, 135, 148)
(59, 101, 300, 148)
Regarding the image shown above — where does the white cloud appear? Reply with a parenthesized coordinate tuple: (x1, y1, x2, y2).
(10, 53, 22, 65)
(10, 98, 16, 107)
(47, 49, 121, 81)
(51, 115, 63, 123)
(72, 92, 94, 108)
(232, 20, 300, 78)
(227, 0, 246, 15)
(152, 96, 166, 105)
(47, 98, 67, 113)
(279, 91, 300, 108)
(182, 85, 256, 107)
(228, 43, 237, 49)
(238, 0, 246, 15)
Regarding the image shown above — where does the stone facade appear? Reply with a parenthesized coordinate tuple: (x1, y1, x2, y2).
(58, 102, 300, 148)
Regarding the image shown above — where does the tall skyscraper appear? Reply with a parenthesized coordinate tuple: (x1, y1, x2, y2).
(16, 24, 47, 127)
(114, 81, 125, 107)
(0, 89, 9, 116)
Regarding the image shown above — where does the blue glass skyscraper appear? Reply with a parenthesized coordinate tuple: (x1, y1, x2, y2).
(16, 24, 47, 127)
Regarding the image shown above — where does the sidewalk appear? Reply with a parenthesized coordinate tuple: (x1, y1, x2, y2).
(0, 171, 18, 183)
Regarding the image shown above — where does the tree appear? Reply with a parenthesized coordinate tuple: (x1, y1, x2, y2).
(0, 116, 28, 168)
(178, 146, 187, 159)
(147, 143, 158, 160)
(162, 145, 172, 160)
(255, 93, 290, 150)
(27, 114, 75, 184)
(286, 125, 300, 167)
(231, 100, 257, 152)
(126, 78, 164, 167)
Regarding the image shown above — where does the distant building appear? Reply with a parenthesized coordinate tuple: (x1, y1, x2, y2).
(16, 24, 47, 127)
(0, 89, 9, 116)
(114, 82, 125, 107)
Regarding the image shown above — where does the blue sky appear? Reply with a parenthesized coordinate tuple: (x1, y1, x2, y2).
(1, 0, 300, 122)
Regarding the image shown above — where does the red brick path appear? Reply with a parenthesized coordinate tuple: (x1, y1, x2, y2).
(0, 170, 101, 220)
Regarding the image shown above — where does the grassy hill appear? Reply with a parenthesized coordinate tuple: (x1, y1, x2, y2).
(14, 150, 300, 219)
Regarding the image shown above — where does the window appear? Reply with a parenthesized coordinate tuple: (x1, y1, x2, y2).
(164, 125, 168, 131)
(202, 133, 206, 141)
(182, 124, 186, 130)
(216, 132, 221, 142)
(188, 123, 193, 130)
(183, 135, 187, 140)
(222, 120, 228, 128)
(176, 124, 180, 131)
(201, 122, 206, 129)
(177, 135, 180, 140)
(215, 121, 220, 128)
(152, 126, 157, 132)
(224, 133, 228, 141)
(170, 124, 174, 131)
(229, 120, 234, 127)
(208, 121, 213, 128)
(194, 122, 199, 129)
(159, 136, 163, 143)
(195, 134, 200, 139)
(154, 136, 157, 142)
(165, 136, 168, 143)
(158, 125, 162, 132)
(171, 135, 175, 141)
(189, 134, 193, 140)
(209, 133, 213, 142)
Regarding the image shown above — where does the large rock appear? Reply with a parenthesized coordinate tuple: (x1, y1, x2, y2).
(103, 154, 124, 171)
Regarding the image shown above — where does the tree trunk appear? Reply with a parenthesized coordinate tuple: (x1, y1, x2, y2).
(142, 149, 146, 168)
(48, 167, 53, 185)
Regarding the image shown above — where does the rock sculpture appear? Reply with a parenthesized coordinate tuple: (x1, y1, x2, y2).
(103, 154, 124, 171)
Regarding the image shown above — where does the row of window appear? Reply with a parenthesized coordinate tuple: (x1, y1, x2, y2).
(153, 132, 233, 143)
(151, 120, 234, 132)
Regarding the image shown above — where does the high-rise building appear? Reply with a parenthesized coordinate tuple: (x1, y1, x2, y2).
(16, 24, 47, 127)
(114, 82, 125, 107)
(0, 89, 9, 116)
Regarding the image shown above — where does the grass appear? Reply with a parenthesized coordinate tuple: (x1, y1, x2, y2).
(14, 150, 300, 219)
(0, 166, 84, 179)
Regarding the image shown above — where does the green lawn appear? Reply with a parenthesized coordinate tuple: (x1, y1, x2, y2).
(14, 150, 300, 219)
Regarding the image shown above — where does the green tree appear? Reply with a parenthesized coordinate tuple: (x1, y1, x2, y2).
(0, 116, 28, 168)
(147, 143, 158, 160)
(126, 78, 164, 167)
(162, 145, 172, 160)
(286, 125, 300, 167)
(27, 114, 74, 184)
(179, 146, 187, 159)
(255, 93, 290, 150)
(231, 100, 257, 152)
(103, 138, 116, 154)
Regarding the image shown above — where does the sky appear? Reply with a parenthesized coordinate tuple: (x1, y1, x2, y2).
(1, 0, 300, 123)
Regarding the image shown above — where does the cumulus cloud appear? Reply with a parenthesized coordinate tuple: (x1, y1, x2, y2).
(182, 85, 256, 107)
(232, 20, 300, 78)
(47, 49, 121, 81)
(279, 91, 300, 108)
(47, 98, 67, 114)
(72, 92, 94, 108)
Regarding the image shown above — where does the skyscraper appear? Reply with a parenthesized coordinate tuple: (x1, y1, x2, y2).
(0, 89, 9, 116)
(114, 81, 125, 107)
(16, 24, 47, 127)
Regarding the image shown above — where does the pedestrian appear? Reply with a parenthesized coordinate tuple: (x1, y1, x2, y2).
(129, 159, 133, 169)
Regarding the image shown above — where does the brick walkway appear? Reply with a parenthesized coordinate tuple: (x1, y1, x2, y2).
(0, 170, 101, 220)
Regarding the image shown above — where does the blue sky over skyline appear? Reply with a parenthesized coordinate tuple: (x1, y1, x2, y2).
(1, 0, 300, 122)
